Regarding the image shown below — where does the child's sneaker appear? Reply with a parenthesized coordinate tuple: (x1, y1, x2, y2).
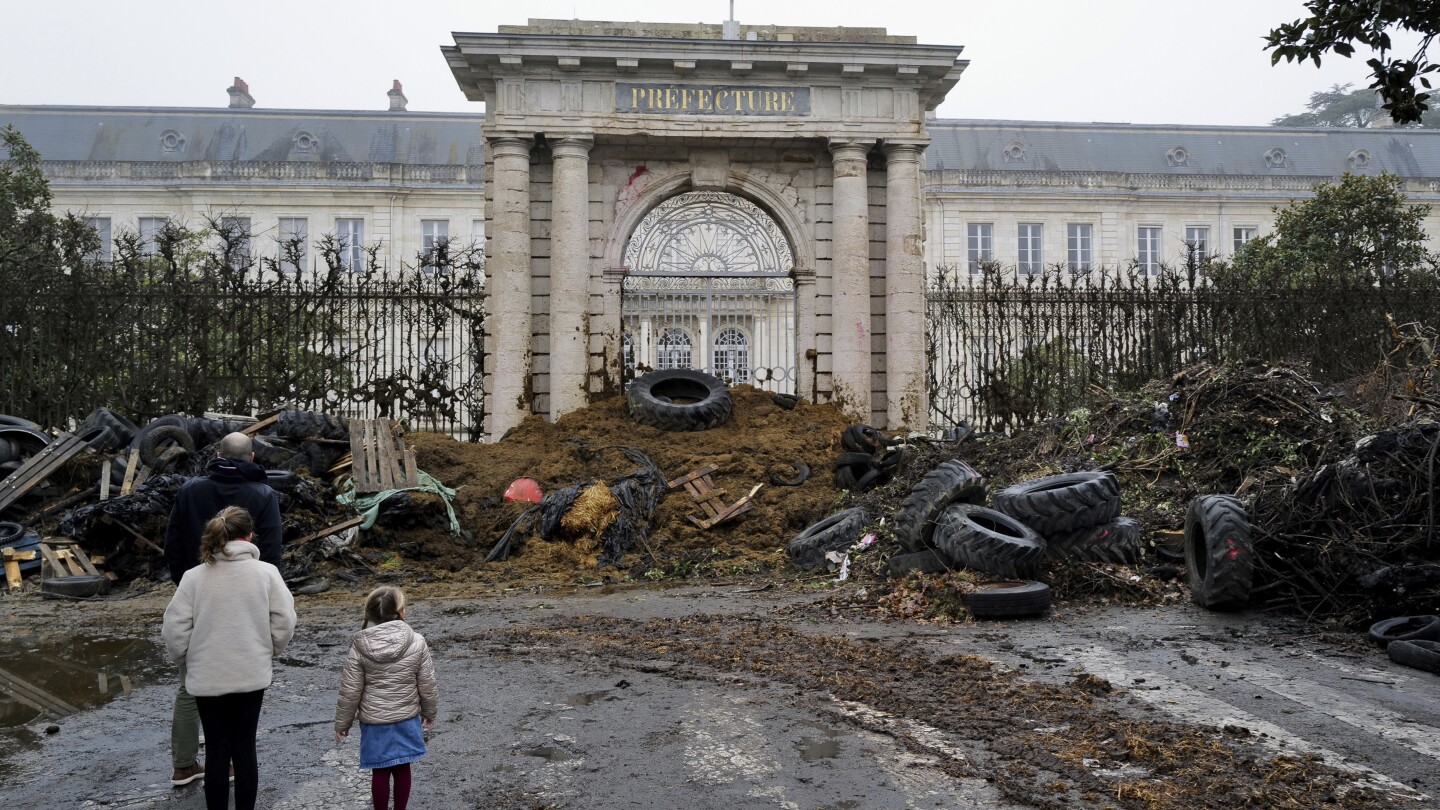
(170, 763, 205, 787)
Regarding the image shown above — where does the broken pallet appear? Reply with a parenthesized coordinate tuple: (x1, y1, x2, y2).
(0, 432, 94, 515)
(666, 466, 762, 530)
(349, 419, 420, 495)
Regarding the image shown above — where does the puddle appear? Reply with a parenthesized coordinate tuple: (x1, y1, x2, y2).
(0, 632, 166, 729)
(493, 763, 517, 773)
(796, 736, 841, 761)
(520, 746, 573, 762)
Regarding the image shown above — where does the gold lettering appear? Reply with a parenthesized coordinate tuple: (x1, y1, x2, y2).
(665, 88, 678, 109)
(642, 87, 654, 109)
(745, 90, 758, 112)
(781, 91, 795, 112)
(682, 88, 696, 109)
(715, 89, 731, 111)
(698, 88, 712, 111)
(764, 91, 778, 111)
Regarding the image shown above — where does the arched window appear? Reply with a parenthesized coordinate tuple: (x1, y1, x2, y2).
(656, 328, 692, 370)
(713, 328, 750, 383)
(622, 331, 636, 371)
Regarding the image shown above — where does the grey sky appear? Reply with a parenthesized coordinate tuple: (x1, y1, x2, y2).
(0, 0, 1419, 125)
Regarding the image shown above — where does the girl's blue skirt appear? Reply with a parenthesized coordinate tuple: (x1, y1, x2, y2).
(358, 715, 426, 769)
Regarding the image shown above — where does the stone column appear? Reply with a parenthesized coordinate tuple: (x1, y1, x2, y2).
(486, 136, 533, 440)
(828, 139, 873, 419)
(549, 136, 593, 420)
(885, 141, 929, 431)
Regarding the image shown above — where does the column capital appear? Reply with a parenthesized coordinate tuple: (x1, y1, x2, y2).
(828, 138, 873, 163)
(488, 135, 533, 159)
(550, 135, 594, 159)
(883, 140, 929, 163)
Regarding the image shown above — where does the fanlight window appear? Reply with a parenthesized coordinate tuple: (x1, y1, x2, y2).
(624, 191, 794, 276)
(656, 328, 693, 370)
(712, 328, 750, 383)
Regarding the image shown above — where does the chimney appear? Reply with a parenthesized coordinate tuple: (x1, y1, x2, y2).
(227, 77, 255, 109)
(388, 80, 408, 112)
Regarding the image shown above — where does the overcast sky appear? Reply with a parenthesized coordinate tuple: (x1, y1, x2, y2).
(0, 0, 1421, 125)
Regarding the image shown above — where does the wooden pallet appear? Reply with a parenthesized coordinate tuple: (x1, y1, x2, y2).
(666, 466, 762, 530)
(37, 538, 105, 581)
(349, 419, 420, 495)
(0, 432, 93, 515)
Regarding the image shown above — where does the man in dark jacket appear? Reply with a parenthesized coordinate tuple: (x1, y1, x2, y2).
(163, 431, 283, 787)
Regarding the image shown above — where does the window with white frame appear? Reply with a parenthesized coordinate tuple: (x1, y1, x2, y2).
(656, 328, 693, 370)
(1018, 223, 1043, 274)
(278, 217, 308, 274)
(622, 332, 636, 371)
(713, 327, 751, 383)
(219, 216, 252, 268)
(336, 218, 365, 272)
(966, 223, 993, 274)
(1185, 226, 1209, 265)
(139, 217, 167, 257)
(84, 217, 111, 263)
(421, 219, 449, 272)
(1233, 226, 1258, 253)
(1066, 223, 1093, 272)
(1138, 226, 1162, 274)
(422, 336, 451, 363)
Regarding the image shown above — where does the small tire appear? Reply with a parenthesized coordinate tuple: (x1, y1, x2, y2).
(786, 507, 869, 571)
(138, 425, 196, 469)
(934, 504, 1046, 579)
(892, 459, 987, 552)
(81, 408, 138, 447)
(1184, 495, 1253, 610)
(773, 393, 800, 410)
(0, 521, 24, 545)
(1368, 615, 1440, 648)
(628, 369, 733, 432)
(130, 415, 188, 450)
(832, 452, 875, 468)
(265, 470, 299, 491)
(1387, 639, 1440, 674)
(41, 575, 110, 598)
(841, 425, 882, 454)
(992, 471, 1121, 536)
(1047, 517, 1144, 564)
(80, 425, 118, 453)
(962, 580, 1052, 619)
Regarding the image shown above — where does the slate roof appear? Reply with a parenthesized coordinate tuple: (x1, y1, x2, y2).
(925, 119, 1440, 178)
(0, 106, 486, 166)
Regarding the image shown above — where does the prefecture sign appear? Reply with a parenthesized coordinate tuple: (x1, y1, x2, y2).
(617, 83, 810, 116)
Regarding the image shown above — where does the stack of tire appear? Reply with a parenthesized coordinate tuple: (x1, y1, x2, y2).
(1368, 615, 1440, 675)
(109, 408, 351, 483)
(993, 472, 1139, 567)
(832, 424, 903, 493)
(889, 460, 1052, 618)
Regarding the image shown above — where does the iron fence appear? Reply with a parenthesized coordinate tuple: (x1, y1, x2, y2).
(0, 257, 486, 440)
(927, 266, 1440, 431)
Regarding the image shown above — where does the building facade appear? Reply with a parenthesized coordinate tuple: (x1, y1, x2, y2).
(6, 20, 1440, 439)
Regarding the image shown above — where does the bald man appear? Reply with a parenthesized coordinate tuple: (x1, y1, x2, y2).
(163, 431, 283, 786)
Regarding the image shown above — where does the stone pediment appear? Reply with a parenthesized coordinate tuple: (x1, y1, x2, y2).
(443, 22, 965, 141)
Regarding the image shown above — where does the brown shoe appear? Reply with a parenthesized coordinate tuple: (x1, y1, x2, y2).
(171, 762, 205, 787)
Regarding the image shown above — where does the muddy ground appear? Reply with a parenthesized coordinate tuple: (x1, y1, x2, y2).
(3, 580, 1437, 809)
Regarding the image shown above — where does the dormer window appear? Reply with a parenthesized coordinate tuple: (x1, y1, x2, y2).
(159, 130, 186, 153)
(294, 131, 319, 153)
(1264, 147, 1288, 168)
(1348, 148, 1372, 169)
(1166, 146, 1189, 167)
(1003, 142, 1026, 163)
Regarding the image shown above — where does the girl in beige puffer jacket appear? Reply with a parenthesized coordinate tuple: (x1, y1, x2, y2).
(334, 587, 439, 810)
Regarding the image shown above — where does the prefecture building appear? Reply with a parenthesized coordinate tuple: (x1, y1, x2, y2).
(5, 19, 1440, 438)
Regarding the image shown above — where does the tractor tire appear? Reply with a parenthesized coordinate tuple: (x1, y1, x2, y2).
(0, 415, 43, 430)
(82, 408, 138, 447)
(786, 507, 868, 571)
(138, 425, 196, 469)
(1184, 495, 1253, 610)
(934, 503, 1046, 579)
(891, 459, 987, 552)
(992, 471, 1121, 536)
(627, 369, 733, 432)
(841, 425, 882, 454)
(962, 580, 1052, 619)
(1047, 517, 1144, 564)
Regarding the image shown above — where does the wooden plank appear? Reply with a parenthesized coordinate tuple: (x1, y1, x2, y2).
(0, 434, 90, 513)
(402, 446, 419, 488)
(45, 540, 102, 577)
(666, 466, 718, 490)
(241, 412, 280, 436)
(350, 420, 373, 493)
(99, 464, 110, 502)
(374, 420, 397, 489)
(36, 543, 66, 579)
(119, 448, 140, 496)
(0, 665, 81, 715)
(291, 516, 365, 548)
(54, 548, 86, 577)
(2, 549, 35, 590)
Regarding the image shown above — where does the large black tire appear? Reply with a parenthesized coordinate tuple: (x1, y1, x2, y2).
(138, 425, 196, 469)
(277, 410, 350, 441)
(1047, 517, 1143, 564)
(130, 415, 188, 450)
(80, 425, 118, 452)
(628, 369, 733, 432)
(0, 415, 43, 431)
(0, 521, 24, 545)
(0, 425, 50, 455)
(81, 407, 138, 447)
(0, 437, 15, 464)
(786, 507, 869, 571)
(892, 459, 987, 552)
(934, 503, 1046, 579)
(1387, 639, 1440, 674)
(992, 471, 1121, 536)
(841, 425, 882, 454)
(1368, 615, 1440, 648)
(886, 548, 953, 578)
(1184, 495, 1253, 610)
(41, 575, 110, 598)
(962, 580, 1052, 619)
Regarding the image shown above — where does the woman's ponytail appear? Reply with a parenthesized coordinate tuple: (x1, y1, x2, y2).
(200, 506, 255, 565)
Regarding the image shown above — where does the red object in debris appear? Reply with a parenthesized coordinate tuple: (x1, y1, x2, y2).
(504, 477, 543, 503)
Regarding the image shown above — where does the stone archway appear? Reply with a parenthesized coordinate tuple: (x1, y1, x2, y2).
(620, 191, 797, 392)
